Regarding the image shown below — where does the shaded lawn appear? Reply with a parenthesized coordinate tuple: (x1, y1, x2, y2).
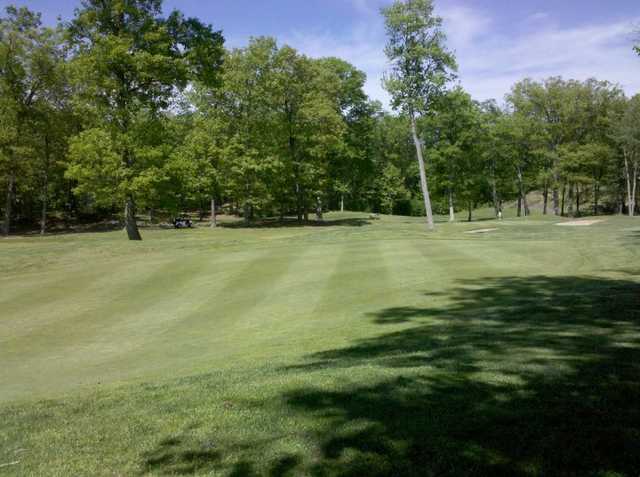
(283, 275, 640, 476)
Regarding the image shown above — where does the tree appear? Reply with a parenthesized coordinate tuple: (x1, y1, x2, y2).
(66, 0, 224, 240)
(382, 0, 456, 230)
(612, 95, 640, 217)
(168, 116, 224, 227)
(0, 6, 61, 236)
(478, 100, 512, 218)
(423, 87, 480, 222)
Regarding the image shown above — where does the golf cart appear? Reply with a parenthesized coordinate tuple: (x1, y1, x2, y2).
(173, 216, 193, 229)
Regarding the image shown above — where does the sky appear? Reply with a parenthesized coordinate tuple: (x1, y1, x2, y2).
(3, 0, 639, 107)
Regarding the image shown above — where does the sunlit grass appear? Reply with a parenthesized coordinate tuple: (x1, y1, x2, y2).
(1, 212, 639, 475)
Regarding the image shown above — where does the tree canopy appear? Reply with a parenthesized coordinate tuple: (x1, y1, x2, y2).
(1, 0, 639, 239)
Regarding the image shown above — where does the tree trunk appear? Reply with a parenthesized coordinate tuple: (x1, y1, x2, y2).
(624, 151, 634, 217)
(124, 196, 142, 241)
(210, 197, 217, 228)
(516, 166, 524, 218)
(593, 182, 599, 216)
(40, 133, 51, 235)
(567, 184, 574, 217)
(244, 202, 250, 225)
(523, 193, 530, 217)
(315, 195, 323, 221)
(618, 194, 624, 215)
(296, 183, 303, 223)
(410, 112, 434, 230)
(467, 201, 472, 222)
(448, 189, 455, 222)
(40, 175, 48, 235)
(561, 183, 566, 217)
(542, 183, 548, 215)
(631, 161, 638, 218)
(576, 186, 580, 217)
(3, 171, 14, 237)
(490, 158, 499, 218)
(340, 194, 344, 213)
(552, 170, 560, 215)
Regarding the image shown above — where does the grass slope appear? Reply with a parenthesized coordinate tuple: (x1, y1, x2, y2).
(1, 212, 639, 476)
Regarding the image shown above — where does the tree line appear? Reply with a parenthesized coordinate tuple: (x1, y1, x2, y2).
(1, 0, 639, 240)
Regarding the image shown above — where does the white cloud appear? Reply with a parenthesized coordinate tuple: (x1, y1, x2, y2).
(282, 2, 640, 109)
(283, 13, 390, 105)
(451, 13, 640, 103)
(527, 12, 551, 23)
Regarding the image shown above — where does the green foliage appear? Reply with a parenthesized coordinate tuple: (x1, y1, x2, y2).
(67, 128, 123, 207)
(382, 0, 457, 115)
(377, 163, 409, 214)
(1, 1, 638, 234)
(423, 87, 485, 214)
(66, 0, 224, 238)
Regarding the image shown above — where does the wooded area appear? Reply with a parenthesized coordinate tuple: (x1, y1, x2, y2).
(1, 0, 639, 240)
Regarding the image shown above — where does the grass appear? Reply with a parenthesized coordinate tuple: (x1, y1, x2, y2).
(1, 210, 639, 476)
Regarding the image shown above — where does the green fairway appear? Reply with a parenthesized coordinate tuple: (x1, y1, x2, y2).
(1, 212, 640, 476)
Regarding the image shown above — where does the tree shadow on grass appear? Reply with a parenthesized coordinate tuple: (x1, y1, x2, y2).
(284, 275, 640, 476)
(220, 217, 372, 229)
(142, 434, 221, 475)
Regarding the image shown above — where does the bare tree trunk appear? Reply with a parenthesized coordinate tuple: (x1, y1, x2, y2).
(296, 183, 303, 223)
(243, 202, 250, 225)
(124, 196, 142, 241)
(542, 183, 548, 215)
(40, 134, 51, 235)
(567, 184, 574, 217)
(490, 158, 499, 218)
(467, 201, 472, 222)
(552, 170, 560, 215)
(632, 162, 638, 218)
(516, 166, 525, 218)
(3, 171, 14, 237)
(210, 197, 217, 228)
(624, 151, 634, 217)
(561, 183, 566, 217)
(618, 194, 624, 215)
(517, 196, 522, 218)
(629, 161, 638, 217)
(315, 195, 323, 221)
(448, 189, 455, 222)
(40, 174, 48, 235)
(576, 185, 581, 217)
(593, 182, 599, 216)
(340, 194, 344, 213)
(410, 112, 434, 230)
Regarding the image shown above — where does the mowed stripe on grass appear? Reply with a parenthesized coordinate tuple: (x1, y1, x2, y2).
(1, 213, 640, 476)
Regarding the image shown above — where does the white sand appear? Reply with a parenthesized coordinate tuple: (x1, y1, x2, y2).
(556, 219, 604, 227)
(465, 228, 498, 234)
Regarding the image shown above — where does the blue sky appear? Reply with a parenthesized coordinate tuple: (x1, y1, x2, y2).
(3, 0, 639, 106)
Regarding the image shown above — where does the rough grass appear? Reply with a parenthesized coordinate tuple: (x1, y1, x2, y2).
(1, 211, 639, 476)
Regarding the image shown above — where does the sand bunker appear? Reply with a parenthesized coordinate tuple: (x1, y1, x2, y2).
(556, 219, 604, 227)
(465, 228, 498, 234)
